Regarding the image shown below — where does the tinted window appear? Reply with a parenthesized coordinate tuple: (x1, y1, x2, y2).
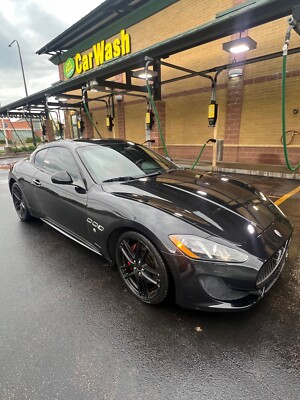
(43, 147, 80, 180)
(34, 149, 47, 168)
(77, 142, 177, 183)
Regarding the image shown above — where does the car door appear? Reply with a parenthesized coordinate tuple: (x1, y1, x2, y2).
(32, 146, 88, 240)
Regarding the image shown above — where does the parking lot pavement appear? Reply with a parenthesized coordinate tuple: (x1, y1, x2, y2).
(0, 170, 299, 400)
(0, 155, 29, 169)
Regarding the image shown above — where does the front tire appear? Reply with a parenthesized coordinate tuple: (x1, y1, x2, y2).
(116, 231, 169, 305)
(12, 183, 32, 222)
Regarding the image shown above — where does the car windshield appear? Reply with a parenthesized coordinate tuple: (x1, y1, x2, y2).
(76, 142, 178, 183)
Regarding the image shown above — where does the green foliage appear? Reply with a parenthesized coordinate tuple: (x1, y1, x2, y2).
(12, 145, 36, 153)
(0, 139, 13, 145)
(25, 136, 41, 144)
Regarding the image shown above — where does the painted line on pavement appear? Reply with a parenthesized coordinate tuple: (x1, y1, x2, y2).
(275, 186, 300, 206)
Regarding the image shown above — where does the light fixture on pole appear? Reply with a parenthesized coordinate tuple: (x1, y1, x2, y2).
(8, 39, 36, 146)
(132, 69, 158, 80)
(222, 36, 257, 54)
(8, 40, 29, 96)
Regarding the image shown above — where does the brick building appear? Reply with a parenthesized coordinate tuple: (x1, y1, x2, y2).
(0, 118, 41, 143)
(1, 0, 300, 169)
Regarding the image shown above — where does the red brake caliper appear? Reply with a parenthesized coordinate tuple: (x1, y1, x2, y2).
(127, 243, 137, 271)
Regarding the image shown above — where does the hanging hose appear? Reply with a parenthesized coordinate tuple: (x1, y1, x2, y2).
(82, 87, 102, 138)
(143, 58, 220, 168)
(191, 138, 216, 170)
(144, 59, 169, 158)
(281, 23, 300, 172)
(48, 109, 60, 138)
(23, 112, 37, 146)
(191, 143, 208, 170)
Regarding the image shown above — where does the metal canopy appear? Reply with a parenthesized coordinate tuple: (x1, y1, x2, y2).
(1, 0, 299, 116)
(36, 0, 152, 56)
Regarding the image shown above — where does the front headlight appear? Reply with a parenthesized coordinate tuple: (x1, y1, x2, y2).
(169, 235, 248, 263)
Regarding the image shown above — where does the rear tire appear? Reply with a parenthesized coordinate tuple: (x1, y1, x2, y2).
(116, 231, 169, 305)
(11, 183, 32, 222)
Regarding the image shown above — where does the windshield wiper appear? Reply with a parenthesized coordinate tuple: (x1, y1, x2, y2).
(103, 169, 176, 183)
(102, 176, 138, 183)
(144, 171, 163, 177)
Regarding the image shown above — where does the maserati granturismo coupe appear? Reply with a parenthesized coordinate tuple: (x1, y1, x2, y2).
(8, 139, 293, 311)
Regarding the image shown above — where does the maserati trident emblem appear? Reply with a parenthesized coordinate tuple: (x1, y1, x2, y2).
(274, 229, 282, 238)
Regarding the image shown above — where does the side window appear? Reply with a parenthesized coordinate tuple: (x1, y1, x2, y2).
(43, 147, 80, 180)
(34, 149, 48, 168)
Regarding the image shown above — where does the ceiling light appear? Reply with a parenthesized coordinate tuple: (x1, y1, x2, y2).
(222, 36, 257, 54)
(55, 96, 67, 101)
(88, 80, 108, 92)
(132, 69, 158, 80)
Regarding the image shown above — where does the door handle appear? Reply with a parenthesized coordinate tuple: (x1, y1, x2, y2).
(33, 179, 41, 187)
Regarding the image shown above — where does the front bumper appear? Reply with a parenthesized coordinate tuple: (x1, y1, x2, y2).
(162, 233, 292, 312)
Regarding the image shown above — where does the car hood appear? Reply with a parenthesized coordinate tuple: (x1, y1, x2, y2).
(102, 169, 286, 244)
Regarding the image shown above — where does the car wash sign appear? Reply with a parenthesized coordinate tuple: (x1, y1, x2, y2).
(64, 29, 131, 79)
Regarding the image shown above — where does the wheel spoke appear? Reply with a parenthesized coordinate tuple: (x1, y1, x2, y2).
(120, 241, 135, 264)
(139, 248, 149, 266)
(124, 270, 136, 279)
(141, 271, 159, 286)
(137, 274, 149, 298)
(19, 204, 24, 218)
(141, 263, 160, 276)
(120, 263, 130, 270)
(134, 241, 143, 261)
(13, 192, 21, 202)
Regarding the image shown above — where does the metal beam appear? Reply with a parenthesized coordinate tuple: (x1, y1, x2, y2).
(1, 0, 299, 115)
(96, 80, 147, 93)
(47, 0, 179, 65)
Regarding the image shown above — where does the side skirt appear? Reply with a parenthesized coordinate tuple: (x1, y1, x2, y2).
(41, 218, 102, 257)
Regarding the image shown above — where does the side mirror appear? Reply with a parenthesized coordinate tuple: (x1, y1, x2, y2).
(51, 170, 73, 185)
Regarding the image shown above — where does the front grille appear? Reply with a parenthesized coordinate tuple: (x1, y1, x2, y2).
(256, 240, 289, 288)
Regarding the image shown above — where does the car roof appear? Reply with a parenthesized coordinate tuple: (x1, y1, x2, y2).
(37, 138, 130, 150)
(73, 138, 129, 146)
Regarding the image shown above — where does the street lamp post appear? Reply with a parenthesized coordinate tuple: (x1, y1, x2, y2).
(8, 39, 36, 146)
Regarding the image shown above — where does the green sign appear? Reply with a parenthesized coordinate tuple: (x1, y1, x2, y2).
(64, 58, 75, 79)
(63, 30, 131, 79)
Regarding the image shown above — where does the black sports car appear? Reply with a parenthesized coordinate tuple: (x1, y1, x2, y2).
(8, 139, 293, 311)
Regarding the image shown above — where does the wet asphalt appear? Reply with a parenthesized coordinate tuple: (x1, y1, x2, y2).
(0, 169, 299, 400)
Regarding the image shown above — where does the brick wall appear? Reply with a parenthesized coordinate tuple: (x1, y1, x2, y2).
(124, 101, 146, 143)
(89, 104, 112, 139)
(56, 0, 300, 168)
(223, 146, 300, 165)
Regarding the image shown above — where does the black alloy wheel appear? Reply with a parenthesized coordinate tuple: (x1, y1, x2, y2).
(12, 183, 31, 221)
(116, 231, 169, 305)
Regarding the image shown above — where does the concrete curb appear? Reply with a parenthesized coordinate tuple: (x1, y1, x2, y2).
(176, 162, 300, 180)
(215, 166, 300, 180)
(0, 153, 31, 160)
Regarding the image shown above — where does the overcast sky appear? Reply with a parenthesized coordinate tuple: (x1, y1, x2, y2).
(0, 0, 103, 107)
